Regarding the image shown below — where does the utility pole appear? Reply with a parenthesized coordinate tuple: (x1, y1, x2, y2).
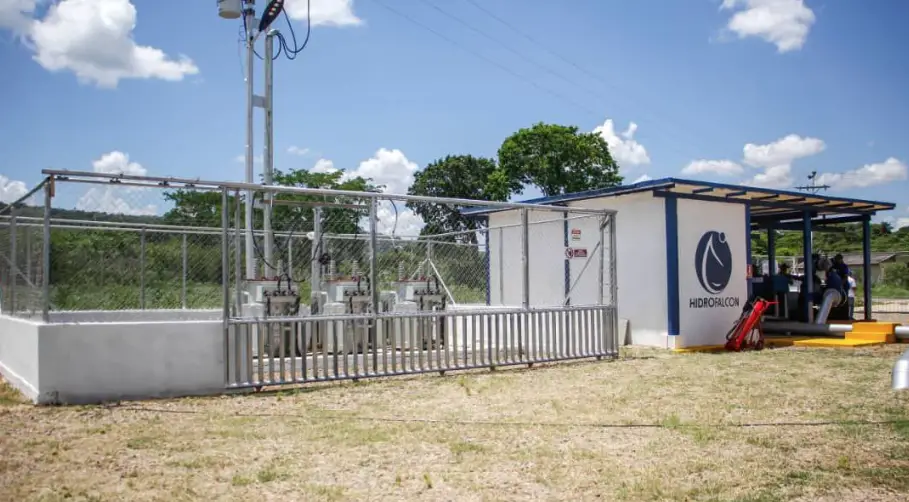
(244, 0, 257, 280)
(220, 0, 282, 280)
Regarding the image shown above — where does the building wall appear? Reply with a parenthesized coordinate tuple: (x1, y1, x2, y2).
(676, 198, 748, 347)
(487, 192, 670, 347)
(567, 192, 669, 347)
(488, 209, 566, 307)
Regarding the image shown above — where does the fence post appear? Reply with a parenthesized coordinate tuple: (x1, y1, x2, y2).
(10, 206, 17, 313)
(234, 190, 243, 314)
(181, 233, 188, 309)
(140, 227, 146, 309)
(521, 208, 529, 310)
(222, 187, 230, 386)
(369, 197, 379, 370)
(42, 180, 51, 322)
(498, 227, 504, 305)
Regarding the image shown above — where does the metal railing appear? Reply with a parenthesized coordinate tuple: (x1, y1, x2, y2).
(1, 171, 620, 388)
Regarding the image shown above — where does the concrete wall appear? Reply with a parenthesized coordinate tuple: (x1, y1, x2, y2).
(0, 312, 225, 405)
(676, 198, 748, 347)
(0, 315, 41, 401)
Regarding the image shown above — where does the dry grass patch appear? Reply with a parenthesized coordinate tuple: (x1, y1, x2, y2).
(1, 344, 908, 501)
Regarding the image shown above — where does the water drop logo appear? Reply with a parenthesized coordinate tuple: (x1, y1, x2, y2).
(694, 231, 732, 295)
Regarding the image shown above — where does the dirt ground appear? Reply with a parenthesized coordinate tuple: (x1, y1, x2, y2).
(1, 344, 908, 502)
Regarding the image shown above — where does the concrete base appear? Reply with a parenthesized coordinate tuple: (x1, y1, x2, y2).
(0, 310, 225, 405)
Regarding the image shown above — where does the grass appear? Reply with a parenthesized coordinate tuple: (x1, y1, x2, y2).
(2, 345, 909, 501)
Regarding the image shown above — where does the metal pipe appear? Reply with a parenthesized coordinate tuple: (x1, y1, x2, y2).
(311, 207, 322, 303)
(41, 169, 614, 215)
(221, 187, 230, 385)
(10, 208, 17, 312)
(181, 233, 188, 309)
(895, 326, 909, 339)
(139, 227, 146, 309)
(762, 321, 853, 336)
(263, 30, 275, 278)
(42, 180, 51, 322)
(862, 215, 872, 321)
(227, 303, 610, 324)
(244, 0, 257, 280)
(234, 190, 243, 314)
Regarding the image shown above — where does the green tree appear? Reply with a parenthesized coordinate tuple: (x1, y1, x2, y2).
(406, 155, 512, 243)
(497, 122, 622, 197)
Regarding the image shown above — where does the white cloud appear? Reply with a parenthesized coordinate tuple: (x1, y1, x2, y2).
(683, 134, 825, 188)
(593, 119, 651, 167)
(92, 150, 146, 176)
(815, 157, 908, 191)
(8, 0, 199, 88)
(285, 0, 362, 27)
(720, 0, 816, 53)
(76, 186, 157, 215)
(347, 148, 419, 195)
(75, 151, 157, 215)
(0, 174, 28, 203)
(0, 0, 35, 34)
(301, 149, 425, 236)
(632, 174, 652, 183)
(310, 158, 337, 173)
(742, 134, 825, 168)
(287, 146, 310, 156)
(682, 159, 744, 176)
(742, 134, 826, 188)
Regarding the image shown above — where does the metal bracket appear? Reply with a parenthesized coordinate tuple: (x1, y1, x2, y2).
(252, 95, 266, 109)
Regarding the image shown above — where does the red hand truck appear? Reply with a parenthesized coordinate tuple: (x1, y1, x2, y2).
(724, 298, 777, 352)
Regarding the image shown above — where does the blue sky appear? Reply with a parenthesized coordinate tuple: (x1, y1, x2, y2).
(1, 0, 907, 230)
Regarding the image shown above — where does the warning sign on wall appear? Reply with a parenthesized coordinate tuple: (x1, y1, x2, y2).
(570, 228, 581, 241)
(565, 247, 588, 259)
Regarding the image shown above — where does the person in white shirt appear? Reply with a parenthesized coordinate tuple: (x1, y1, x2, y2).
(847, 271, 857, 320)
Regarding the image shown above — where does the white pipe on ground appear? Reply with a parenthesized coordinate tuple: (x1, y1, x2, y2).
(896, 325, 908, 340)
(762, 321, 853, 336)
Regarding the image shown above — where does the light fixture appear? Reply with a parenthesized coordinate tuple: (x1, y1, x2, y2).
(258, 0, 285, 33)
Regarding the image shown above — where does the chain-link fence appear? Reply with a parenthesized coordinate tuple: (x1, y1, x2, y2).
(0, 180, 48, 317)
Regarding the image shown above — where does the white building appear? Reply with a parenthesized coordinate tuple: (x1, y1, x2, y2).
(469, 177, 896, 350)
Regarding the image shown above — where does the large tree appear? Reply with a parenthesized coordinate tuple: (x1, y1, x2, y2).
(406, 154, 514, 243)
(497, 122, 622, 197)
(163, 168, 377, 233)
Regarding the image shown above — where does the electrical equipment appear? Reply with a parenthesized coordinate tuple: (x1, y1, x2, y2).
(217, 0, 243, 19)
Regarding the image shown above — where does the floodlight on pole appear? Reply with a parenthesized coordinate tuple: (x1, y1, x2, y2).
(259, 0, 285, 33)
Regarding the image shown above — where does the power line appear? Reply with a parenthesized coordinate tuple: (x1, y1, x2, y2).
(414, 0, 606, 107)
(458, 0, 704, 155)
(367, 0, 605, 120)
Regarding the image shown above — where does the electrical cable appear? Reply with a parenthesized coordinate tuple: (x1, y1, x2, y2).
(366, 0, 599, 119)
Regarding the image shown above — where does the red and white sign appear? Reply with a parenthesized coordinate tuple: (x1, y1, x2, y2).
(565, 247, 588, 259)
(570, 228, 582, 241)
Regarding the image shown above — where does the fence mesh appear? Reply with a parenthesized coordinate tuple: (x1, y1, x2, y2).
(0, 182, 47, 317)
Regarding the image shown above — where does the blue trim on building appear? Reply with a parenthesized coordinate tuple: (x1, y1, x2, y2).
(745, 204, 752, 298)
(802, 212, 814, 322)
(563, 212, 570, 304)
(664, 195, 680, 337)
(460, 177, 894, 218)
(862, 215, 872, 320)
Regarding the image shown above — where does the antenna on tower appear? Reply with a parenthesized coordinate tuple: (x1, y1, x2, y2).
(794, 171, 830, 194)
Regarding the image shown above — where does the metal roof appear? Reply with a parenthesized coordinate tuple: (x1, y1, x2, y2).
(462, 177, 896, 220)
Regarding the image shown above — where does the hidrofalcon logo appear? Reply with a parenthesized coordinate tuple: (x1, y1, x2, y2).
(689, 230, 739, 309)
(694, 230, 732, 294)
